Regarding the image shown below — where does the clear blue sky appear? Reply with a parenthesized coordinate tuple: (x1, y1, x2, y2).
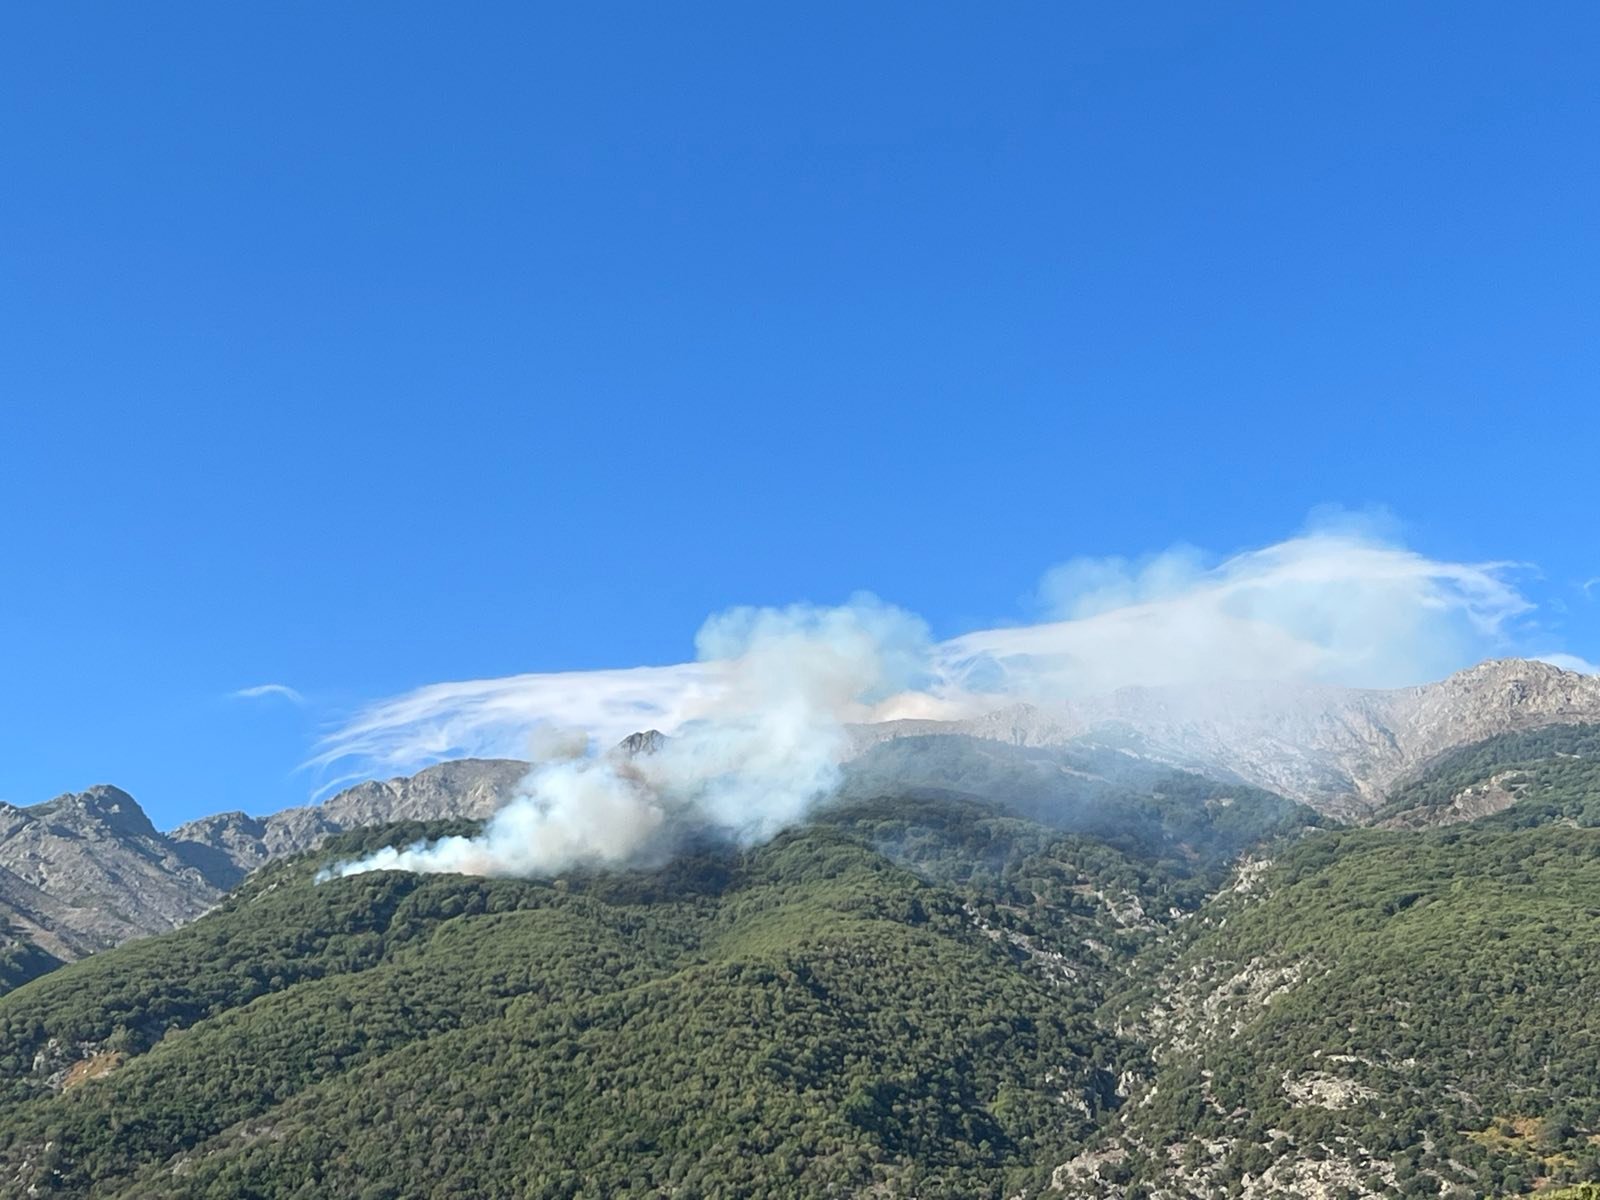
(3, 4, 1598, 825)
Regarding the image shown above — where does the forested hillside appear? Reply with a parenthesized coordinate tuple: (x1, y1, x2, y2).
(1076, 822, 1600, 1197)
(0, 801, 1189, 1198)
(0, 928, 60, 996)
(2, 739, 1599, 1198)
(1377, 724, 1600, 830)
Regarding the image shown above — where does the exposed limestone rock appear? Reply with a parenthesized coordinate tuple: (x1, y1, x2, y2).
(1283, 1070, 1378, 1110)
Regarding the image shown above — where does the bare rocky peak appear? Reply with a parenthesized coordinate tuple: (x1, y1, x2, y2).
(25, 784, 163, 840)
(0, 786, 219, 961)
(318, 758, 529, 828)
(0, 759, 533, 968)
(613, 729, 667, 757)
(1383, 657, 1600, 741)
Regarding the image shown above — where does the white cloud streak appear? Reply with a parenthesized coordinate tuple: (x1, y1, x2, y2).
(232, 683, 306, 704)
(943, 533, 1532, 698)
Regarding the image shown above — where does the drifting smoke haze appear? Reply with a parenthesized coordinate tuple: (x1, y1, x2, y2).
(319, 527, 1569, 880)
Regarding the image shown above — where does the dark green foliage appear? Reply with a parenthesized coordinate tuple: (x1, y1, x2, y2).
(0, 815, 1146, 1198)
(1378, 723, 1600, 827)
(1106, 822, 1600, 1193)
(0, 928, 62, 997)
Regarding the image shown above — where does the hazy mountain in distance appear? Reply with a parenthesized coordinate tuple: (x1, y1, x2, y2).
(852, 658, 1600, 819)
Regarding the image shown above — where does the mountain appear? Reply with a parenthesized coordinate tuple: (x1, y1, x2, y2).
(1, 773, 1598, 1197)
(0, 785, 219, 963)
(6, 658, 1599, 985)
(0, 760, 529, 985)
(853, 659, 1600, 819)
(0, 786, 1263, 1198)
(170, 758, 530, 888)
(1062, 818, 1600, 1198)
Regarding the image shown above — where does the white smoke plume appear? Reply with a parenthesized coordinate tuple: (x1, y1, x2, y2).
(320, 597, 931, 879)
(939, 531, 1532, 697)
(317, 527, 1562, 880)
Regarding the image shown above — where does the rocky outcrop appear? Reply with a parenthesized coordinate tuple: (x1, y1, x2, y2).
(1375, 770, 1524, 830)
(613, 729, 667, 757)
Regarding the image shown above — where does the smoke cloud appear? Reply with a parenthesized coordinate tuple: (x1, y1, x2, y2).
(321, 598, 930, 879)
(940, 531, 1532, 698)
(317, 527, 1562, 880)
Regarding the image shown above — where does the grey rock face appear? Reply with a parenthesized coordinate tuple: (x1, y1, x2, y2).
(4, 760, 530, 965)
(0, 786, 221, 961)
(613, 729, 667, 758)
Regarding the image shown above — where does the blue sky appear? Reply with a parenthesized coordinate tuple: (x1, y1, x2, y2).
(3, 4, 1598, 826)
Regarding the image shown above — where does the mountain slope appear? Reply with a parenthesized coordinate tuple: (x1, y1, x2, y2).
(1069, 823, 1600, 1198)
(0, 761, 529, 987)
(0, 809, 1177, 1199)
(3, 769, 1600, 1196)
(838, 734, 1320, 871)
(0, 786, 220, 961)
(1373, 723, 1600, 830)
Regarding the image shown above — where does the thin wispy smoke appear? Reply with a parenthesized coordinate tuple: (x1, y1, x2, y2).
(318, 529, 1561, 880)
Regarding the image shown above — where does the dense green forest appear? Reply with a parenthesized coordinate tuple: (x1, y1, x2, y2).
(0, 801, 1182, 1198)
(2, 734, 1599, 1197)
(0, 928, 60, 996)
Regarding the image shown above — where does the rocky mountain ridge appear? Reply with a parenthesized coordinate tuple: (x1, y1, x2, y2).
(851, 658, 1600, 818)
(170, 757, 529, 888)
(0, 760, 530, 966)
(0, 785, 218, 960)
